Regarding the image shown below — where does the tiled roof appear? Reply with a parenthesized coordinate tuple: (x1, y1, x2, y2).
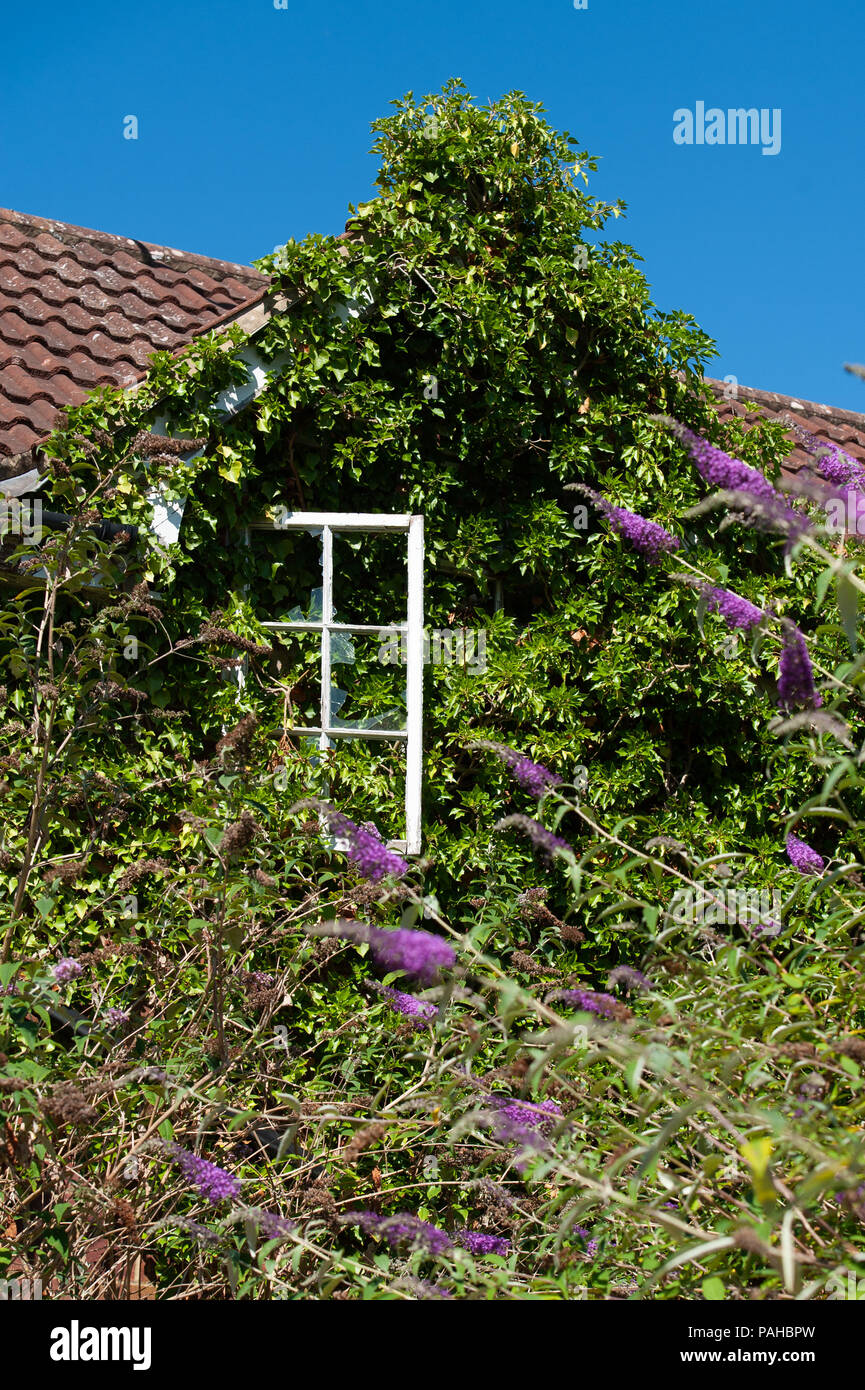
(0, 208, 270, 457)
(2, 206, 864, 481)
(705, 377, 865, 479)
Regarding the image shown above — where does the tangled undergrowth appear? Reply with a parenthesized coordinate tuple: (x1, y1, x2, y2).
(3, 407, 865, 1301)
(2, 86, 865, 1301)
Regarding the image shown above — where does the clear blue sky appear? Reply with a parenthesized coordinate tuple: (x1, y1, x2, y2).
(2, 0, 862, 410)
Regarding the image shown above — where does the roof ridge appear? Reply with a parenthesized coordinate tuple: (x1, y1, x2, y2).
(704, 375, 865, 431)
(0, 207, 270, 289)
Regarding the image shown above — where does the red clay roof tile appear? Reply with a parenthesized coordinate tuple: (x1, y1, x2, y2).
(0, 207, 269, 456)
(2, 422, 42, 453)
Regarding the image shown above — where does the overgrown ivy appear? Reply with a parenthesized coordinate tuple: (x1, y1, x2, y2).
(1, 81, 863, 1303)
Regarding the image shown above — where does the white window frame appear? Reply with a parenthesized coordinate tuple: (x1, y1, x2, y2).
(246, 510, 424, 855)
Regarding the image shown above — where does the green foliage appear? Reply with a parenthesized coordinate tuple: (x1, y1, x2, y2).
(1, 82, 864, 1302)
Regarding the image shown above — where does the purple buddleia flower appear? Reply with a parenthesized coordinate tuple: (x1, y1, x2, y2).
(167, 1142, 241, 1205)
(571, 1225, 599, 1257)
(350, 1210, 453, 1255)
(573, 484, 680, 563)
(104, 1006, 130, 1027)
(674, 424, 777, 499)
(786, 833, 825, 876)
(507, 755, 559, 797)
(668, 421, 810, 542)
(379, 984, 439, 1028)
(601, 503, 681, 562)
(786, 425, 865, 532)
(454, 1230, 511, 1256)
(547, 986, 620, 1017)
(368, 927, 456, 986)
(700, 584, 765, 632)
(493, 813, 572, 861)
(470, 740, 560, 797)
(607, 965, 652, 994)
(292, 799, 408, 881)
(53, 958, 83, 984)
(326, 811, 408, 882)
(495, 1098, 562, 1131)
(777, 623, 822, 711)
(250, 1208, 296, 1240)
(816, 450, 865, 488)
(750, 919, 782, 939)
(791, 422, 865, 487)
(487, 1097, 562, 1155)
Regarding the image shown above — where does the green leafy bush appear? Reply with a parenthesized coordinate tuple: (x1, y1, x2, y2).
(1, 82, 863, 1301)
